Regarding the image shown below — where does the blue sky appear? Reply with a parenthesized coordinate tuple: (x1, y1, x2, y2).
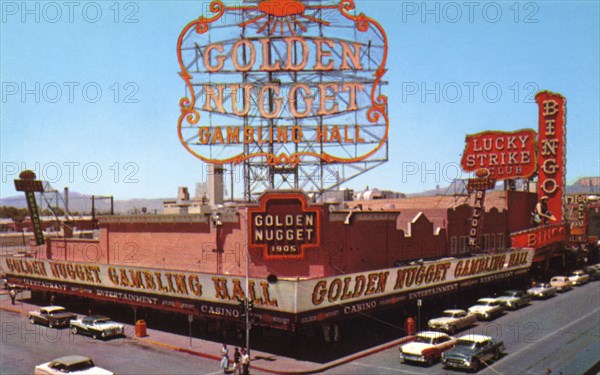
(1, 0, 599, 200)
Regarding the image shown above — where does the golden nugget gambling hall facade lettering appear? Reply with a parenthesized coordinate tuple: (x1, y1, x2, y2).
(4, 249, 533, 317)
(2, 258, 280, 309)
(309, 250, 532, 307)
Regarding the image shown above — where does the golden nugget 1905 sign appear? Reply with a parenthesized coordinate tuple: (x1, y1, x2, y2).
(177, 0, 388, 166)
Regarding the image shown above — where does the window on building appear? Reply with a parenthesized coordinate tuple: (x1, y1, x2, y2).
(498, 233, 505, 249)
(450, 236, 457, 255)
(490, 233, 496, 250)
(460, 236, 469, 253)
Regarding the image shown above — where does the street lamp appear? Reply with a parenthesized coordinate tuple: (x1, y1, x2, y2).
(245, 208, 251, 356)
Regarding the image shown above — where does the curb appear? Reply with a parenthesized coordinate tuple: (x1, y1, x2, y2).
(134, 334, 416, 375)
(1, 304, 412, 374)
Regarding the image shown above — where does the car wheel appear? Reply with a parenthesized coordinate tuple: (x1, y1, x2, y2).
(449, 325, 457, 335)
(494, 348, 502, 360)
(71, 327, 78, 335)
(29, 317, 35, 324)
(92, 332, 99, 340)
(48, 321, 54, 329)
(426, 356, 435, 366)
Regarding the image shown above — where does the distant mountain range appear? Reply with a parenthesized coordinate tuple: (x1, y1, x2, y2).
(1, 177, 598, 214)
(0, 190, 166, 215)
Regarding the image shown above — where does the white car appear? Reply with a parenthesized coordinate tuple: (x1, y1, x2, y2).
(427, 309, 478, 334)
(399, 331, 456, 366)
(569, 270, 590, 286)
(468, 298, 505, 320)
(34, 355, 113, 374)
(527, 283, 557, 299)
(550, 276, 573, 292)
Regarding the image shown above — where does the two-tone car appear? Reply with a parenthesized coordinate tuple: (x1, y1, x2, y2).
(427, 309, 478, 334)
(399, 331, 456, 366)
(28, 306, 78, 328)
(441, 334, 505, 372)
(69, 315, 124, 340)
(527, 282, 557, 299)
(569, 270, 590, 286)
(550, 276, 573, 292)
(34, 355, 113, 375)
(468, 298, 505, 320)
(495, 290, 532, 310)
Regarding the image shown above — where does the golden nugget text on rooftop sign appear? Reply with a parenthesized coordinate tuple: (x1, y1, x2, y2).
(177, 0, 389, 165)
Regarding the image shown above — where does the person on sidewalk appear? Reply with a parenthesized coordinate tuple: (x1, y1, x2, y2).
(233, 347, 241, 375)
(220, 343, 229, 374)
(241, 348, 250, 375)
(9, 289, 16, 305)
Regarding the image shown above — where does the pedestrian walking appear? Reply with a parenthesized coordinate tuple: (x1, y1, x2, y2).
(241, 348, 250, 375)
(8, 289, 16, 305)
(220, 343, 229, 374)
(233, 347, 241, 375)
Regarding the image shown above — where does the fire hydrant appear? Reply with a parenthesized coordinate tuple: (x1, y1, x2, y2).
(404, 316, 416, 336)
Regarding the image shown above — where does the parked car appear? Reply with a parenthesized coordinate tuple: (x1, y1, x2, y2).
(427, 309, 478, 334)
(69, 315, 124, 340)
(583, 266, 600, 281)
(569, 270, 590, 285)
(550, 276, 573, 292)
(495, 290, 532, 310)
(527, 282, 557, 299)
(468, 298, 505, 320)
(34, 355, 113, 374)
(441, 334, 505, 372)
(399, 331, 457, 366)
(28, 306, 77, 328)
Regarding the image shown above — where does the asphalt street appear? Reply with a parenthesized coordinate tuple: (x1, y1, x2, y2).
(324, 281, 600, 374)
(0, 282, 598, 374)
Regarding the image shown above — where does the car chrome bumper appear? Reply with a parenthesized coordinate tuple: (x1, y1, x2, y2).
(400, 353, 428, 362)
(442, 358, 473, 369)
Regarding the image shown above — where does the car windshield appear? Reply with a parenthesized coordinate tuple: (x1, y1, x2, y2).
(95, 318, 110, 323)
(455, 339, 477, 349)
(68, 359, 95, 371)
(49, 308, 65, 314)
(537, 283, 550, 288)
(414, 336, 434, 344)
(478, 300, 496, 306)
(441, 312, 457, 318)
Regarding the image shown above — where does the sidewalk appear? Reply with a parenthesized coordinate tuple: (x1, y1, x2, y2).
(0, 294, 412, 374)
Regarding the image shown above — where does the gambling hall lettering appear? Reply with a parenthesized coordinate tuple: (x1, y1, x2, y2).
(310, 251, 530, 306)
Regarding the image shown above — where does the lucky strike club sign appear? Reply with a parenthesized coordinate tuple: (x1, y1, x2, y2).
(177, 0, 388, 166)
(248, 192, 320, 259)
(460, 129, 537, 181)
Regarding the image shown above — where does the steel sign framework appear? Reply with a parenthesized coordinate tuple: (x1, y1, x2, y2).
(177, 0, 389, 201)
